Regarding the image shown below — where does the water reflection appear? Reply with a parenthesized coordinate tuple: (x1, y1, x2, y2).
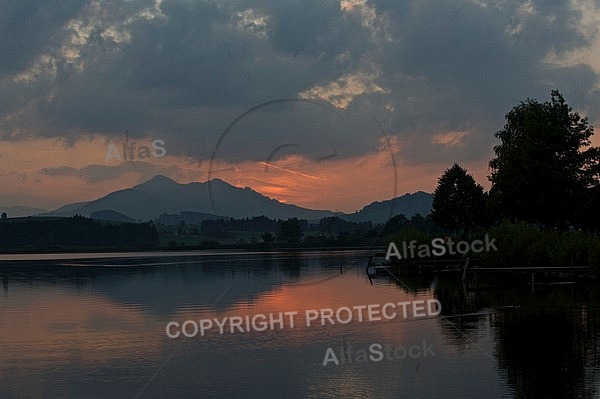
(434, 273, 600, 399)
(0, 251, 599, 398)
(492, 289, 600, 398)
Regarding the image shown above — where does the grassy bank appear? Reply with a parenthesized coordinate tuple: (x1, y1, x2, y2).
(478, 222, 600, 273)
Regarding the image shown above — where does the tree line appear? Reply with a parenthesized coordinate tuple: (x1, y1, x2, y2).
(167, 212, 442, 248)
(171, 215, 375, 244)
(0, 215, 159, 251)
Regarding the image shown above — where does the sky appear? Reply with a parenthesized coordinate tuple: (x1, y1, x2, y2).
(1, 0, 600, 213)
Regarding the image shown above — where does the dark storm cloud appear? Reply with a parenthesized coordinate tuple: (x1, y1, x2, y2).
(0, 0, 85, 74)
(369, 0, 600, 164)
(0, 0, 85, 135)
(1, 0, 599, 165)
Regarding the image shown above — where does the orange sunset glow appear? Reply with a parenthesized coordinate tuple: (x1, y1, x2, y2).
(0, 132, 496, 212)
(1, 0, 600, 215)
(3, 1, 600, 398)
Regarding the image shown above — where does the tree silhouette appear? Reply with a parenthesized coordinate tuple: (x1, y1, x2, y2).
(431, 163, 486, 236)
(489, 90, 600, 228)
(261, 232, 275, 244)
(276, 218, 303, 244)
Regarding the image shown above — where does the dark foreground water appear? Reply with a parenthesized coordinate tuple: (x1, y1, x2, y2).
(1, 250, 599, 398)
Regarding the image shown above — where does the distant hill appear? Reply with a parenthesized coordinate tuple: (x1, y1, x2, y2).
(48, 201, 90, 216)
(344, 191, 433, 224)
(40, 175, 433, 225)
(90, 210, 136, 223)
(0, 206, 48, 218)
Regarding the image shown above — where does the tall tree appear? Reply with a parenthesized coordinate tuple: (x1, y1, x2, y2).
(431, 163, 486, 236)
(489, 90, 600, 228)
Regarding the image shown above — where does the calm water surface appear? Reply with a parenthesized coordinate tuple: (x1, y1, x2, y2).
(1, 250, 599, 398)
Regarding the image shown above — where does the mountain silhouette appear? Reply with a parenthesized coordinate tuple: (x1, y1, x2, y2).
(44, 175, 335, 221)
(41, 175, 432, 223)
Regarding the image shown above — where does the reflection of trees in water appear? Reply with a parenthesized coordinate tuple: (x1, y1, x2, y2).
(0, 251, 361, 293)
(0, 263, 149, 288)
(433, 274, 487, 315)
(418, 272, 600, 399)
(389, 270, 437, 294)
(277, 252, 302, 279)
(433, 274, 489, 347)
(492, 300, 600, 399)
(388, 271, 491, 347)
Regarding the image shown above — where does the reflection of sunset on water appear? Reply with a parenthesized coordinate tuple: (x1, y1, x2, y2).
(171, 270, 437, 349)
(0, 287, 164, 368)
(0, 256, 437, 370)
(1, 251, 599, 398)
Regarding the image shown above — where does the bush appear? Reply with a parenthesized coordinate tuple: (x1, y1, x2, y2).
(479, 221, 600, 269)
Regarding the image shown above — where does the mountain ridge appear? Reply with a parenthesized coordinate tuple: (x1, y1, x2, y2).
(38, 175, 432, 224)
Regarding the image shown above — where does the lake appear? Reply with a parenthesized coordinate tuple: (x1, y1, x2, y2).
(1, 250, 599, 398)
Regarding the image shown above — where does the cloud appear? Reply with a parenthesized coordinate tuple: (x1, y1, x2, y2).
(4, 0, 598, 146)
(299, 70, 388, 109)
(42, 161, 181, 184)
(2, 0, 600, 209)
(432, 131, 468, 147)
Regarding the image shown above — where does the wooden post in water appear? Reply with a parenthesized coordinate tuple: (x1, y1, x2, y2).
(462, 257, 470, 282)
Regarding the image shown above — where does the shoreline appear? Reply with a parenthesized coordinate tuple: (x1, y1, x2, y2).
(0, 246, 385, 263)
